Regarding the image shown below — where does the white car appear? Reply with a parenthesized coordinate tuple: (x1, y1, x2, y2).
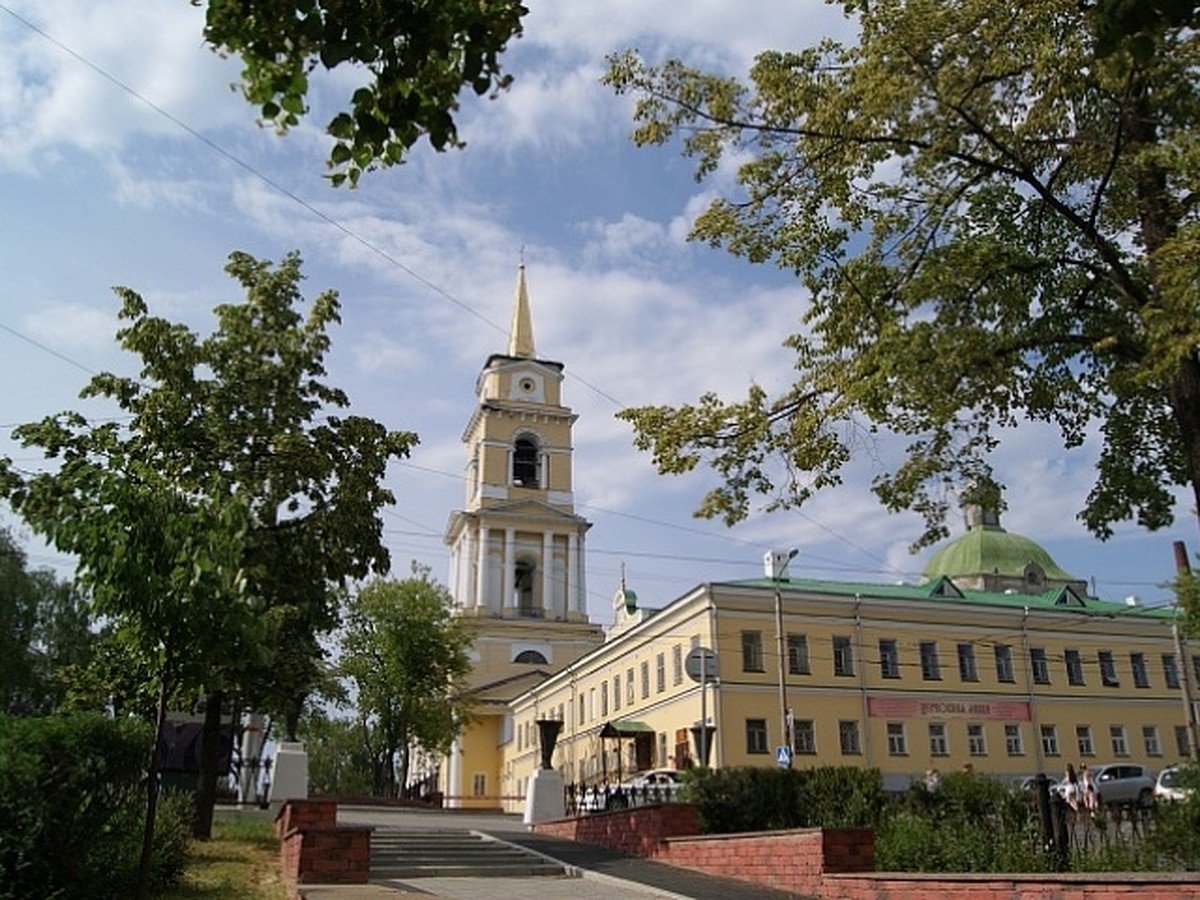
(1154, 765, 1194, 803)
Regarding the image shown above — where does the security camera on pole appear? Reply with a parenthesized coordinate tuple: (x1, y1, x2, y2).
(765, 548, 799, 768)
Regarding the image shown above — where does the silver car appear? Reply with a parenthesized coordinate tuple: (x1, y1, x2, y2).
(1090, 763, 1156, 807)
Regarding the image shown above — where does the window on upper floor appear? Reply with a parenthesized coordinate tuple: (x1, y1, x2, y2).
(1164, 654, 1181, 689)
(833, 636, 855, 677)
(995, 644, 1016, 683)
(1065, 649, 1085, 686)
(788, 633, 811, 675)
(513, 559, 538, 617)
(1098, 650, 1119, 687)
(513, 650, 548, 665)
(920, 641, 941, 680)
(512, 435, 540, 487)
(1131, 652, 1149, 688)
(672, 644, 683, 685)
(929, 722, 948, 756)
(958, 643, 978, 682)
(1030, 647, 1050, 685)
(880, 639, 901, 679)
(742, 631, 765, 673)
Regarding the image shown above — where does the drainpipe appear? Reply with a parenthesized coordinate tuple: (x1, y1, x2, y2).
(1021, 607, 1043, 772)
(854, 594, 873, 766)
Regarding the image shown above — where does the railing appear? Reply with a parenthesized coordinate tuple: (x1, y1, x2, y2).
(564, 778, 685, 815)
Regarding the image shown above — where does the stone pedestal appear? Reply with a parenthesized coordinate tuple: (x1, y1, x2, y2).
(523, 767, 565, 825)
(269, 741, 309, 805)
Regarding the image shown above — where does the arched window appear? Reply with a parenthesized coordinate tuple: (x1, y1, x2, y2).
(514, 559, 537, 616)
(513, 436, 540, 487)
(514, 650, 549, 665)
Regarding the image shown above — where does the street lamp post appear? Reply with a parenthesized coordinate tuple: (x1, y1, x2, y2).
(766, 549, 799, 765)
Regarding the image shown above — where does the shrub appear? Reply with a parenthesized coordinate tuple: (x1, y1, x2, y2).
(684, 765, 885, 834)
(0, 712, 191, 899)
(875, 772, 1050, 873)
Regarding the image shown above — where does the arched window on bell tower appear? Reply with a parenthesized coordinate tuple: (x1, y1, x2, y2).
(514, 558, 539, 617)
(512, 435, 540, 487)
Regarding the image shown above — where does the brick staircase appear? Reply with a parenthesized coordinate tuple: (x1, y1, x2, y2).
(370, 828, 572, 879)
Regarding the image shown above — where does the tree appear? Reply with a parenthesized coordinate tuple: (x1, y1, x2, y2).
(0, 250, 416, 840)
(0, 529, 95, 715)
(338, 567, 473, 796)
(300, 709, 375, 797)
(198, 0, 528, 186)
(605, 0, 1200, 552)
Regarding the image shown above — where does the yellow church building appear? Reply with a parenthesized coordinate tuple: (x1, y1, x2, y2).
(434, 269, 1199, 812)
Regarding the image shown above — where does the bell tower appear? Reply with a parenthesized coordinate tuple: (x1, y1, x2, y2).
(441, 265, 605, 807)
(446, 264, 597, 626)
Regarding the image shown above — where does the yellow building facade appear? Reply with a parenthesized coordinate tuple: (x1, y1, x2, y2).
(437, 269, 1198, 812)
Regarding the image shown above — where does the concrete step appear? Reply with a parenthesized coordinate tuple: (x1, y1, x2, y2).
(370, 828, 570, 879)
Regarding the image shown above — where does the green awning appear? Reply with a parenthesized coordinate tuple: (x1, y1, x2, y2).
(599, 719, 653, 738)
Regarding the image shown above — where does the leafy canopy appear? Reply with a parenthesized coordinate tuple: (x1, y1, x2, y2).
(198, 0, 527, 186)
(339, 566, 474, 796)
(606, 0, 1200, 550)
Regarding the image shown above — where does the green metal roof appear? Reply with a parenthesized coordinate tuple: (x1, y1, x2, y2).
(922, 524, 1077, 582)
(719, 575, 1172, 620)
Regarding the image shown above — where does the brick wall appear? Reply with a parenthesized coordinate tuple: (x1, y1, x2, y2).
(825, 873, 1200, 900)
(276, 800, 372, 899)
(534, 804, 700, 857)
(659, 827, 873, 896)
(533, 804, 1200, 900)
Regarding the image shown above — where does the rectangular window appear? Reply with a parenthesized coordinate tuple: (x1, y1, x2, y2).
(1005, 724, 1024, 756)
(1065, 649, 1084, 686)
(1030, 648, 1050, 685)
(1131, 652, 1149, 688)
(600, 683, 607, 717)
(833, 636, 855, 677)
(887, 722, 907, 756)
(746, 718, 769, 754)
(1143, 725, 1162, 757)
(879, 639, 901, 678)
(1110, 725, 1129, 756)
(995, 644, 1015, 683)
(672, 644, 683, 685)
(613, 675, 621, 711)
(787, 633, 811, 675)
(1099, 650, 1119, 687)
(1040, 724, 1059, 757)
(656, 653, 666, 693)
(627, 667, 635, 704)
(967, 723, 987, 756)
(742, 630, 765, 673)
(929, 722, 948, 757)
(1177, 725, 1191, 756)
(958, 643, 978, 682)
(920, 641, 941, 680)
(794, 719, 816, 755)
(1164, 653, 1181, 689)
(839, 720, 861, 755)
(579, 695, 585, 724)
(658, 732, 668, 768)
(641, 661, 650, 699)
(1076, 725, 1094, 757)
(472, 773, 486, 797)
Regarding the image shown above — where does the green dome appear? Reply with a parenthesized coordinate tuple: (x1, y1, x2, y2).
(923, 524, 1076, 583)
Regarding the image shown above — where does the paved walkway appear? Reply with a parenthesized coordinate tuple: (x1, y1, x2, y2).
(314, 805, 808, 900)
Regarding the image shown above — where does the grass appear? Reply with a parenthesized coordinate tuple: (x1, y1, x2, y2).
(155, 816, 287, 900)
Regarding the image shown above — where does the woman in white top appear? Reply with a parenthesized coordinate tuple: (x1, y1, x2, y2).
(1062, 763, 1081, 811)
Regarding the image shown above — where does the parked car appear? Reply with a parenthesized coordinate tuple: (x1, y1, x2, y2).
(1088, 763, 1157, 807)
(1154, 765, 1194, 803)
(1017, 774, 1059, 794)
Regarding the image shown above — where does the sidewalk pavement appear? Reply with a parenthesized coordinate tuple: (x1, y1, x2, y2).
(308, 805, 809, 900)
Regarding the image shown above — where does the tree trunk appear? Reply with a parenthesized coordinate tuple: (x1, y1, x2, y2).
(193, 690, 224, 839)
(1171, 356, 1200, 540)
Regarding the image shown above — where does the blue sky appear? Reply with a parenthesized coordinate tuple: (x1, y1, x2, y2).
(1, 0, 1195, 625)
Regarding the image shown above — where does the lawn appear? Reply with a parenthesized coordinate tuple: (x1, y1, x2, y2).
(156, 816, 287, 900)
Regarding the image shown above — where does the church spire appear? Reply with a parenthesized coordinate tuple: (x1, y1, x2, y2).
(507, 263, 536, 359)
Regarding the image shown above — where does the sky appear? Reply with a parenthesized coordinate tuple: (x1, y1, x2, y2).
(0, 0, 1196, 628)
